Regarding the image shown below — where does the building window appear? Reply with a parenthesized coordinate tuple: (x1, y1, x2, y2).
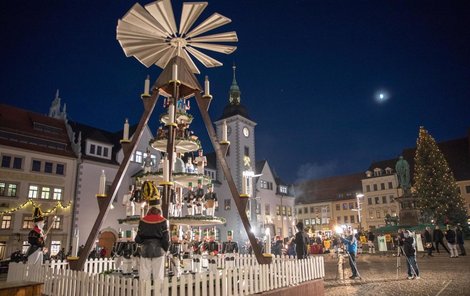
(56, 164, 65, 175)
(304, 219, 309, 225)
(375, 197, 380, 204)
(32, 160, 41, 172)
(7, 184, 17, 197)
(260, 180, 267, 189)
(344, 216, 348, 223)
(256, 203, 261, 214)
(22, 241, 30, 254)
(368, 198, 372, 205)
(276, 206, 281, 216)
(41, 187, 51, 199)
(349, 202, 354, 209)
(311, 218, 316, 225)
(298, 208, 302, 214)
(388, 182, 393, 189)
(51, 241, 61, 256)
(135, 151, 143, 163)
(28, 185, 39, 199)
(22, 216, 34, 229)
(366, 185, 370, 192)
(373, 184, 378, 191)
(89, 144, 96, 154)
(53, 188, 63, 200)
(244, 146, 249, 157)
(1, 183, 18, 197)
(342, 203, 348, 210)
(380, 183, 385, 190)
(267, 182, 273, 190)
(382, 196, 387, 204)
(13, 157, 23, 169)
(369, 210, 374, 219)
(350, 215, 355, 224)
(97, 146, 102, 156)
(287, 207, 292, 216)
(44, 162, 53, 173)
(52, 216, 61, 229)
(279, 186, 288, 194)
(376, 210, 381, 219)
(337, 216, 341, 223)
(224, 199, 231, 211)
(103, 147, 109, 157)
(465, 185, 470, 194)
(1, 215, 12, 229)
(336, 204, 340, 211)
(265, 204, 270, 215)
(310, 207, 314, 213)
(0, 183, 4, 196)
(389, 195, 395, 203)
(1, 156, 11, 168)
(282, 206, 286, 216)
(304, 207, 308, 213)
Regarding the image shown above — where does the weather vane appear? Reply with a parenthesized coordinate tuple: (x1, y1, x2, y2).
(117, 0, 238, 74)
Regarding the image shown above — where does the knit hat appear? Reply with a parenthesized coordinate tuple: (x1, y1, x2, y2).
(33, 207, 44, 223)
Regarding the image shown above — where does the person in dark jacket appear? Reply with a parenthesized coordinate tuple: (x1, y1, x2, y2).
(294, 222, 308, 259)
(423, 227, 433, 257)
(402, 230, 420, 279)
(134, 204, 169, 282)
(445, 225, 458, 258)
(433, 225, 449, 254)
(272, 236, 283, 256)
(456, 224, 466, 256)
(367, 231, 376, 254)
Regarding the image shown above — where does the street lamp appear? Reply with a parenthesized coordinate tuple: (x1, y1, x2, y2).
(352, 193, 364, 231)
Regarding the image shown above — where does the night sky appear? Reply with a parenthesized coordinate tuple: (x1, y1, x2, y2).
(1, 1, 469, 184)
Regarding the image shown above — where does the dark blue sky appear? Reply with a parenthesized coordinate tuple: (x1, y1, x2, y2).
(1, 1, 469, 183)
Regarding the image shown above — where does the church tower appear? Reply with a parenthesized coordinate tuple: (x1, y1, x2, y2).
(215, 65, 257, 194)
(215, 65, 258, 240)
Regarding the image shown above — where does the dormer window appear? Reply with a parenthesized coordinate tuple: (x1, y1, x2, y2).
(86, 140, 112, 160)
(373, 168, 382, 176)
(366, 171, 372, 178)
(385, 167, 392, 175)
(279, 185, 288, 194)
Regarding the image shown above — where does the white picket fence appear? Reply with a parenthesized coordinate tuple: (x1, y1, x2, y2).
(8, 255, 324, 296)
(45, 258, 116, 274)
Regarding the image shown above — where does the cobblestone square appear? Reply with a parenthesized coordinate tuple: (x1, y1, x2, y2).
(323, 252, 470, 296)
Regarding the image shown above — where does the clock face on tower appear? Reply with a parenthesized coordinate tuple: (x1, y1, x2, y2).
(243, 127, 250, 137)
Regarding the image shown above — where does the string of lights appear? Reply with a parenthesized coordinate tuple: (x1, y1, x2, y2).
(0, 199, 72, 216)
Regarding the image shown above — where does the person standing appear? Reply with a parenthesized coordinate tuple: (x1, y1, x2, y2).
(26, 207, 45, 265)
(456, 224, 466, 256)
(341, 229, 359, 279)
(202, 230, 219, 272)
(445, 225, 458, 258)
(402, 230, 420, 279)
(294, 222, 308, 259)
(221, 230, 238, 268)
(367, 230, 376, 254)
(272, 236, 283, 257)
(423, 227, 433, 257)
(433, 225, 450, 254)
(134, 204, 169, 283)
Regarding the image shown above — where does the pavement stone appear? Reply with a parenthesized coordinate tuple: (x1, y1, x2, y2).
(322, 251, 470, 296)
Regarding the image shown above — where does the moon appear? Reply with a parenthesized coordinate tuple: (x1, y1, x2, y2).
(375, 91, 389, 103)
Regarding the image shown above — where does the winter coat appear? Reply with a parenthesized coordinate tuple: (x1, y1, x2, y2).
(456, 228, 464, 245)
(445, 229, 456, 244)
(341, 235, 357, 254)
(433, 229, 444, 242)
(134, 214, 169, 258)
(402, 236, 415, 257)
(294, 231, 309, 259)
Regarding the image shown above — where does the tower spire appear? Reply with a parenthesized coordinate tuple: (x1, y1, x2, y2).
(229, 63, 241, 105)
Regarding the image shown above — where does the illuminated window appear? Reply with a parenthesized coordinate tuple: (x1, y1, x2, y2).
(135, 151, 143, 163)
(22, 216, 34, 229)
(276, 206, 281, 216)
(51, 241, 61, 256)
(279, 186, 288, 194)
(1, 215, 12, 229)
(0, 183, 4, 196)
(282, 206, 286, 216)
(7, 184, 17, 197)
(53, 188, 63, 200)
(28, 185, 39, 199)
(52, 216, 61, 229)
(287, 207, 292, 216)
(41, 187, 51, 199)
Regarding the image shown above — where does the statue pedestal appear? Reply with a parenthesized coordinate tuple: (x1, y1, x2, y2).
(397, 191, 420, 226)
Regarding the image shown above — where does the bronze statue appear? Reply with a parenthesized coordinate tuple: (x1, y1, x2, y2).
(395, 156, 410, 191)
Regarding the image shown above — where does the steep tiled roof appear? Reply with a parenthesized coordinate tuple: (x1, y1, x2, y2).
(0, 104, 76, 157)
(295, 172, 363, 204)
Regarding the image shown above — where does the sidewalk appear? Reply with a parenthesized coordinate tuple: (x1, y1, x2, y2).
(323, 251, 470, 295)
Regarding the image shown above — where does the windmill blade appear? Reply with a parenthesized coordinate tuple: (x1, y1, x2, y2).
(188, 42, 237, 54)
(138, 46, 172, 68)
(121, 3, 168, 38)
(145, 0, 178, 37)
(155, 47, 177, 69)
(179, 2, 208, 35)
(126, 43, 169, 61)
(117, 20, 167, 42)
(189, 31, 238, 43)
(186, 13, 231, 38)
(180, 49, 200, 74)
(186, 46, 223, 68)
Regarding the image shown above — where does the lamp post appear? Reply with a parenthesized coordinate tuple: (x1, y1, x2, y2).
(353, 193, 364, 231)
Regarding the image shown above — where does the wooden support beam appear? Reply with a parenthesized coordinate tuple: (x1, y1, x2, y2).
(194, 91, 271, 265)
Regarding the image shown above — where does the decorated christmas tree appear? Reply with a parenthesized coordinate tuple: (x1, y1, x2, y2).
(414, 127, 467, 226)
